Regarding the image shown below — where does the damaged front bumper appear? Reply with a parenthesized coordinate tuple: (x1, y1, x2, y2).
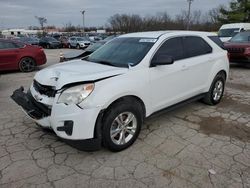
(10, 87, 102, 151)
(11, 87, 51, 120)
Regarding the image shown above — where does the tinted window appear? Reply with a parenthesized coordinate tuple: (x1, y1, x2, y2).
(0, 41, 18, 49)
(230, 32, 250, 43)
(183, 36, 212, 58)
(153, 37, 185, 61)
(218, 28, 240, 37)
(208, 36, 225, 49)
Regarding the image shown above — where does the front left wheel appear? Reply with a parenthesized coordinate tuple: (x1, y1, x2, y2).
(19, 57, 36, 72)
(102, 99, 143, 152)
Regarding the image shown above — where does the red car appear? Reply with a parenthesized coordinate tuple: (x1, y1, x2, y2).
(0, 39, 46, 72)
(224, 31, 250, 63)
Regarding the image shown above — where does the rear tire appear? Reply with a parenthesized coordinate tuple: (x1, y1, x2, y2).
(102, 98, 143, 152)
(19, 57, 36, 72)
(202, 72, 226, 105)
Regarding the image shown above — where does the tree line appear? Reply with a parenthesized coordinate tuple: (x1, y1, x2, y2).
(32, 0, 250, 33)
(108, 0, 250, 33)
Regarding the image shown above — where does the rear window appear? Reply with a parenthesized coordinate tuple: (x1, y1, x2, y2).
(183, 36, 212, 58)
(208, 36, 225, 49)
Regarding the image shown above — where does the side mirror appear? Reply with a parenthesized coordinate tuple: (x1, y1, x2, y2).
(151, 54, 174, 67)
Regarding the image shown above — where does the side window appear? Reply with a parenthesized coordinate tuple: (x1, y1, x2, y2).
(14, 42, 25, 48)
(208, 36, 225, 50)
(153, 37, 185, 61)
(0, 42, 4, 49)
(183, 36, 212, 58)
(0, 41, 17, 49)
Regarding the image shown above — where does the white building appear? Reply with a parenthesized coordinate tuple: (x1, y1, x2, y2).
(1, 29, 42, 37)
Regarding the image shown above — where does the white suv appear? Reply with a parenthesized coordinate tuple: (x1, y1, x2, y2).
(68, 37, 91, 49)
(11, 31, 229, 151)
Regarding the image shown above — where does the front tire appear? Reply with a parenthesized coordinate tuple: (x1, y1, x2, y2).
(19, 57, 36, 72)
(102, 99, 143, 152)
(203, 72, 226, 105)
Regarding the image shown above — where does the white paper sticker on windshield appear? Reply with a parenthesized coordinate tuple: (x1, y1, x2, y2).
(139, 39, 157, 43)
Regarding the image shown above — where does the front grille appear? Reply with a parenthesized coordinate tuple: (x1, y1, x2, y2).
(227, 47, 245, 53)
(33, 80, 56, 97)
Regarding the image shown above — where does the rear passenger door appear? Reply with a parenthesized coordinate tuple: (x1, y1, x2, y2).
(182, 36, 213, 94)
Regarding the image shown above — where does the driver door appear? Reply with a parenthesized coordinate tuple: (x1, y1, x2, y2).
(149, 37, 191, 112)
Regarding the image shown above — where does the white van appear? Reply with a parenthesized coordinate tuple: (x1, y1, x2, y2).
(218, 23, 250, 42)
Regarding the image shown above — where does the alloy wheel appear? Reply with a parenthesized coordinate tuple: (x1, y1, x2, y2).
(20, 58, 36, 72)
(110, 112, 137, 145)
(212, 80, 223, 101)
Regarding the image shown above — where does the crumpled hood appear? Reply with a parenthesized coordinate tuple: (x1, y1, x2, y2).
(34, 59, 128, 89)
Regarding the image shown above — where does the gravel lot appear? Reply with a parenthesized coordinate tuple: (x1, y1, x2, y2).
(0, 49, 250, 188)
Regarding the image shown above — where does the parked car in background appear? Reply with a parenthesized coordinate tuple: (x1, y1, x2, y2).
(60, 35, 118, 62)
(59, 36, 69, 48)
(39, 37, 61, 49)
(68, 37, 91, 49)
(11, 31, 229, 151)
(224, 31, 250, 63)
(0, 39, 46, 72)
(60, 42, 104, 62)
(218, 23, 250, 42)
(15, 37, 40, 45)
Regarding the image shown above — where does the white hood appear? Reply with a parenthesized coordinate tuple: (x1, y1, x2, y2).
(220, 37, 232, 42)
(34, 59, 127, 89)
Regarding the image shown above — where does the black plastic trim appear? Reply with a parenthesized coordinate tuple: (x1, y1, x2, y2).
(57, 121, 73, 136)
(60, 110, 104, 151)
(148, 93, 206, 119)
(10, 87, 51, 119)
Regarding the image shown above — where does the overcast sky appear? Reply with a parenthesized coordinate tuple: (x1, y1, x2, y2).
(0, 0, 231, 29)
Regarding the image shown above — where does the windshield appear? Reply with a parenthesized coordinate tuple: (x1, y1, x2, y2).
(86, 43, 103, 52)
(218, 28, 240, 38)
(77, 37, 88, 41)
(77, 37, 84, 41)
(230, 32, 250, 43)
(87, 37, 156, 68)
(103, 35, 116, 42)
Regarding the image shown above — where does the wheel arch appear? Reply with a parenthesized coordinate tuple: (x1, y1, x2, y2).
(103, 95, 146, 118)
(93, 95, 146, 144)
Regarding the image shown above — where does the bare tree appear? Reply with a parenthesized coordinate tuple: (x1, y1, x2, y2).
(108, 10, 221, 33)
(35, 16, 47, 30)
